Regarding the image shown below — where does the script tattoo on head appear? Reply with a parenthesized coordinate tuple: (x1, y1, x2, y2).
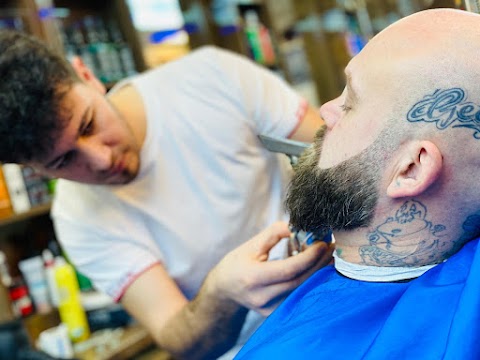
(359, 200, 447, 266)
(407, 88, 480, 138)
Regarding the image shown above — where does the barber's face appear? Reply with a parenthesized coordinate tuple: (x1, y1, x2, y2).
(32, 83, 140, 184)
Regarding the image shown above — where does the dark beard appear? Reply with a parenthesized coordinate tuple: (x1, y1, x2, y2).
(285, 126, 382, 234)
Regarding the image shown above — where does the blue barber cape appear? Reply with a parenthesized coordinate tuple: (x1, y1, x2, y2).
(235, 238, 480, 360)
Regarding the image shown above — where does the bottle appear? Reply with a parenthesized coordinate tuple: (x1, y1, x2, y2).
(0, 251, 13, 289)
(42, 249, 59, 307)
(0, 280, 14, 323)
(108, 20, 137, 77)
(258, 22, 276, 66)
(84, 16, 121, 83)
(8, 280, 34, 317)
(0, 251, 16, 322)
(54, 257, 90, 343)
(0, 251, 33, 317)
(70, 21, 99, 79)
(244, 10, 264, 63)
(18, 256, 52, 314)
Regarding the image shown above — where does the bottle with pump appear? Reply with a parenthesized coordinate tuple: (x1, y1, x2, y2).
(54, 256, 90, 343)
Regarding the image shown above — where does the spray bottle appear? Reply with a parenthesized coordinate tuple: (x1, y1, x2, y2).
(54, 257, 90, 343)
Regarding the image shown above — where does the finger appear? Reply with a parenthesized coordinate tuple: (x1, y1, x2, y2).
(247, 275, 305, 315)
(242, 245, 335, 313)
(250, 247, 334, 311)
(242, 281, 292, 314)
(254, 222, 291, 255)
(257, 241, 330, 284)
(256, 295, 287, 317)
(293, 243, 335, 281)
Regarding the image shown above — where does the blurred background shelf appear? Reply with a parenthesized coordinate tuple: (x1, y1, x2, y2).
(0, 203, 51, 228)
(0, 0, 463, 108)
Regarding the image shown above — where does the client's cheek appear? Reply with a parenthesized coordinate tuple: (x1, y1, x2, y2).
(317, 139, 339, 169)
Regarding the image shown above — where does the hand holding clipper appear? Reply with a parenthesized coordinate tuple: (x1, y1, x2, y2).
(289, 226, 333, 256)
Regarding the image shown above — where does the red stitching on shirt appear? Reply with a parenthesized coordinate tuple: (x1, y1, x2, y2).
(287, 98, 308, 138)
(113, 260, 161, 302)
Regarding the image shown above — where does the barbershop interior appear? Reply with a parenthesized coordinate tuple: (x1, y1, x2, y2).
(0, 0, 475, 359)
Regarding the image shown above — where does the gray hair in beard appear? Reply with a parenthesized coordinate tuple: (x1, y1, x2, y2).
(285, 125, 397, 233)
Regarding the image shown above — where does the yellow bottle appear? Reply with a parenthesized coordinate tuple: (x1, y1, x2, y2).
(54, 257, 90, 343)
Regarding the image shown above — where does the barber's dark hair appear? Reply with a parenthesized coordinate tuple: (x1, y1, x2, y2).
(0, 30, 79, 163)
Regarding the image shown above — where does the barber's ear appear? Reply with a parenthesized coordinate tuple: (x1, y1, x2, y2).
(386, 141, 442, 198)
(70, 56, 106, 95)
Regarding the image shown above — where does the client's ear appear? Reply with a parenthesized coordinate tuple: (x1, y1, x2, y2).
(387, 141, 442, 198)
(70, 56, 106, 95)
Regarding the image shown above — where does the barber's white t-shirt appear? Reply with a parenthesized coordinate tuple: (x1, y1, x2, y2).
(52, 46, 307, 359)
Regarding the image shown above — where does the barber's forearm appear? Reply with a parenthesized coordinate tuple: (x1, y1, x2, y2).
(288, 105, 324, 142)
(154, 280, 249, 360)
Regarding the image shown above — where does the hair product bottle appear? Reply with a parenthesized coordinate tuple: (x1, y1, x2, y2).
(54, 257, 90, 343)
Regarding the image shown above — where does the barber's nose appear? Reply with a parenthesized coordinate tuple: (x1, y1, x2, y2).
(77, 138, 112, 171)
(319, 97, 342, 130)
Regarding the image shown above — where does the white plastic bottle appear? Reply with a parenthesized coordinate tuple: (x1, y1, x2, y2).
(42, 249, 59, 307)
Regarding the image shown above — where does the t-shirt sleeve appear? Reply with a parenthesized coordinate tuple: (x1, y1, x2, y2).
(53, 217, 161, 301)
(51, 180, 165, 302)
(193, 46, 308, 138)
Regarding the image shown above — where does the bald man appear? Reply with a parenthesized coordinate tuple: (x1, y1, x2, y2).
(235, 8, 480, 359)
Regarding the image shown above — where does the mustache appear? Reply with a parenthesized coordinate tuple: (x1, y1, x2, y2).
(289, 125, 326, 173)
(312, 126, 327, 156)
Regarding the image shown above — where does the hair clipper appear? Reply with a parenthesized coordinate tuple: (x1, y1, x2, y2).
(289, 226, 332, 256)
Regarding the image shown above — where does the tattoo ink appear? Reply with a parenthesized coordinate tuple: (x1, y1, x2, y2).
(459, 212, 480, 243)
(359, 200, 447, 266)
(407, 88, 480, 138)
(447, 211, 480, 257)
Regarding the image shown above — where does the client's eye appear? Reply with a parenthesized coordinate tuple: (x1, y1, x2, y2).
(340, 104, 352, 112)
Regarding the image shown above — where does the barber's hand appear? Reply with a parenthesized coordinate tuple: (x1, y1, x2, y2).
(207, 222, 334, 317)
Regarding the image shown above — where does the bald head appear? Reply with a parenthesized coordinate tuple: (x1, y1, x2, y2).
(371, 8, 480, 114)
(384, 10, 480, 166)
(339, 8, 480, 163)
(287, 8, 480, 267)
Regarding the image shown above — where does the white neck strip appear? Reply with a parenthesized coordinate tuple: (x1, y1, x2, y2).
(333, 250, 438, 282)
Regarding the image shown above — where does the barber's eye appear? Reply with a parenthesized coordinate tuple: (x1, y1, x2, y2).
(82, 121, 94, 136)
(55, 151, 75, 169)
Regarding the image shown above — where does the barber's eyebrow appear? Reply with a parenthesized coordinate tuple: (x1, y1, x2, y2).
(45, 107, 90, 169)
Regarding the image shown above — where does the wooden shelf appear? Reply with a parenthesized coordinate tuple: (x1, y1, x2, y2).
(0, 203, 51, 227)
(74, 324, 156, 360)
